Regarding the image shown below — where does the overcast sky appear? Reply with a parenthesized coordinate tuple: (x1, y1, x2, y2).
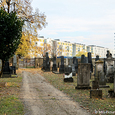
(31, 0, 115, 50)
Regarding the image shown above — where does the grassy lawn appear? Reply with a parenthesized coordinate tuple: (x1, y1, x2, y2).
(41, 71, 115, 115)
(0, 70, 24, 115)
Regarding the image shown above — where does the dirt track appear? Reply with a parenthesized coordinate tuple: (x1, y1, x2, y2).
(20, 71, 91, 115)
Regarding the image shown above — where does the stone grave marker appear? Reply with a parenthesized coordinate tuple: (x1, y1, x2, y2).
(42, 58, 46, 70)
(52, 56, 57, 71)
(95, 60, 109, 88)
(92, 81, 99, 89)
(95, 55, 99, 61)
(45, 52, 50, 71)
(73, 57, 78, 73)
(2, 61, 11, 77)
(105, 51, 114, 83)
(108, 60, 115, 97)
(75, 63, 91, 89)
(72, 64, 76, 76)
(88, 52, 93, 73)
(64, 66, 73, 82)
(81, 55, 86, 63)
(75, 55, 91, 89)
(59, 56, 64, 73)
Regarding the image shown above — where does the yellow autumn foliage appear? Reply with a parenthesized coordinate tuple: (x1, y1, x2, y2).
(0, 0, 47, 57)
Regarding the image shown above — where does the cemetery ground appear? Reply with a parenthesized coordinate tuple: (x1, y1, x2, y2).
(0, 68, 115, 115)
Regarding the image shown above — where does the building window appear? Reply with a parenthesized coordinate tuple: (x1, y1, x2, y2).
(83, 45, 85, 50)
(78, 47, 80, 52)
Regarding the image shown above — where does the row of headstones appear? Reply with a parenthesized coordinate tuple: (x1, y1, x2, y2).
(42, 51, 115, 98)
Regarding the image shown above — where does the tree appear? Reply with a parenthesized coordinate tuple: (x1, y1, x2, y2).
(43, 43, 51, 57)
(0, 8, 24, 77)
(52, 40, 63, 57)
(76, 51, 87, 57)
(0, 0, 47, 57)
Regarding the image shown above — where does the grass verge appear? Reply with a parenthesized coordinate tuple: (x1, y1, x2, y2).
(0, 70, 24, 115)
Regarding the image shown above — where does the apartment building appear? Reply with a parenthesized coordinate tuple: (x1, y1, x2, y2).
(88, 45, 109, 58)
(53, 40, 73, 57)
(31, 36, 115, 58)
(72, 43, 88, 56)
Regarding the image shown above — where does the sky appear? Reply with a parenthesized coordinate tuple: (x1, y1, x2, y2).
(31, 0, 115, 50)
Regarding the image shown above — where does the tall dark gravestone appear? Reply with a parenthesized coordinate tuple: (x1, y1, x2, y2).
(88, 52, 93, 73)
(81, 55, 86, 63)
(45, 52, 50, 71)
(2, 61, 11, 77)
(42, 58, 46, 70)
(73, 57, 78, 73)
(72, 64, 76, 76)
(59, 56, 64, 73)
(52, 56, 57, 71)
(95, 55, 99, 61)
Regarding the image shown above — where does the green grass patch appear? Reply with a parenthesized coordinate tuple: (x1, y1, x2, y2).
(0, 72, 24, 115)
(42, 72, 115, 115)
(0, 95, 24, 115)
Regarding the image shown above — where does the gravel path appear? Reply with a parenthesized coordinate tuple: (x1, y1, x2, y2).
(20, 71, 91, 115)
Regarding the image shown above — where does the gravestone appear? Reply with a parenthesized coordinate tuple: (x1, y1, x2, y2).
(2, 61, 11, 77)
(42, 58, 46, 70)
(108, 60, 115, 97)
(92, 81, 99, 89)
(105, 51, 114, 83)
(72, 64, 76, 76)
(52, 56, 57, 71)
(59, 56, 64, 73)
(45, 52, 50, 71)
(81, 55, 86, 63)
(106, 50, 112, 58)
(10, 66, 16, 75)
(73, 57, 78, 73)
(75, 63, 91, 89)
(95, 60, 109, 88)
(88, 52, 93, 73)
(64, 66, 73, 82)
(95, 55, 99, 61)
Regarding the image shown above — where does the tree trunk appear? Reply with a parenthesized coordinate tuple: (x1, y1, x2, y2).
(0, 60, 4, 78)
